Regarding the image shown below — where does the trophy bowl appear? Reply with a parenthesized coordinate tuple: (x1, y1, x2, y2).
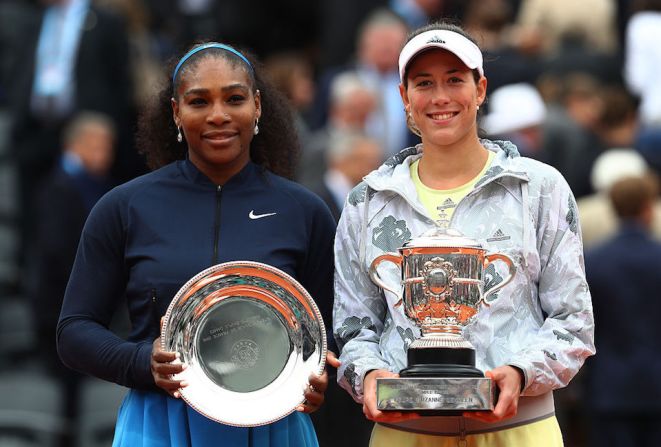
(370, 227, 515, 351)
(162, 261, 327, 427)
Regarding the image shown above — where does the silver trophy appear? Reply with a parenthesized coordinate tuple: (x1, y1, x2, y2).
(369, 226, 515, 413)
(161, 261, 326, 426)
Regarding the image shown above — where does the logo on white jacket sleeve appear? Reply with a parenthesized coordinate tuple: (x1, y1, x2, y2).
(566, 196, 579, 234)
(347, 182, 375, 206)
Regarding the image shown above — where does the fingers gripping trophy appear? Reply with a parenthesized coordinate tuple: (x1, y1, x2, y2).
(369, 216, 515, 414)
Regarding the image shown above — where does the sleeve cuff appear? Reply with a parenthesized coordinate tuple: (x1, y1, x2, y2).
(133, 341, 156, 390)
(507, 361, 532, 393)
(337, 358, 392, 403)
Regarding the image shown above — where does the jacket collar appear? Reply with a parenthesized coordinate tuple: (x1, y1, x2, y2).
(364, 139, 530, 196)
(617, 220, 651, 238)
(179, 157, 260, 188)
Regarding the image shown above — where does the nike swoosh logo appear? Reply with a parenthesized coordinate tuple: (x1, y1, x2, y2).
(249, 210, 277, 220)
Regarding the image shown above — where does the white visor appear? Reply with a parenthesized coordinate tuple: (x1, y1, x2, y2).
(398, 29, 484, 83)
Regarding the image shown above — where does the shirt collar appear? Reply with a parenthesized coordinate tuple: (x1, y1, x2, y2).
(180, 157, 259, 187)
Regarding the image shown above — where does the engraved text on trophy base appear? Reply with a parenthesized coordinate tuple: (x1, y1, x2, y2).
(376, 377, 494, 411)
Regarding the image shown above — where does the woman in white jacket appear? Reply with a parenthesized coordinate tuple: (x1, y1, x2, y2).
(332, 21, 595, 446)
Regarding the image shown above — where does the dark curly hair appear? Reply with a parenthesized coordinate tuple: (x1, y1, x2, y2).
(136, 43, 299, 179)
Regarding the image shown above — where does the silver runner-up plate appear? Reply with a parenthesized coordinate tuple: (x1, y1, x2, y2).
(162, 261, 327, 427)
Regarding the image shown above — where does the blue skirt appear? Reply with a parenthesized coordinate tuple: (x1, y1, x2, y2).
(112, 390, 319, 447)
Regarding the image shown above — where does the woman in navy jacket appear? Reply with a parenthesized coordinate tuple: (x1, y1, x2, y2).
(56, 42, 338, 446)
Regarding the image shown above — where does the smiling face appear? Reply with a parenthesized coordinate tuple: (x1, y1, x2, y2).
(171, 56, 261, 184)
(400, 49, 486, 151)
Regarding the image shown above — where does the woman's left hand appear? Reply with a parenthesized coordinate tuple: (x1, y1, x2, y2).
(463, 365, 523, 423)
(297, 351, 341, 413)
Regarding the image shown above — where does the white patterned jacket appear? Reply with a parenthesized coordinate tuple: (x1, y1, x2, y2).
(333, 139, 595, 413)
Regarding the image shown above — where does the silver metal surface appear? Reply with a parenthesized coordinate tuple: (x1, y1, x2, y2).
(162, 261, 326, 427)
(376, 377, 495, 411)
(370, 227, 516, 339)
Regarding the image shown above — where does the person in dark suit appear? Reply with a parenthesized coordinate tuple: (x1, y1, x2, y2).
(27, 111, 116, 446)
(584, 173, 661, 447)
(309, 131, 382, 447)
(7, 0, 135, 277)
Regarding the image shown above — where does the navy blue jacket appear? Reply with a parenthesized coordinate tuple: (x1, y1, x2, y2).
(57, 159, 336, 391)
(584, 221, 661, 411)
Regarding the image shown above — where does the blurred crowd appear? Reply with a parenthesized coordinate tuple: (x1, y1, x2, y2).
(1, 0, 661, 446)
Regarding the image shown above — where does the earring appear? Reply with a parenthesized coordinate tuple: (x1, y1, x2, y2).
(177, 126, 183, 143)
(254, 118, 259, 135)
(406, 111, 421, 137)
(477, 105, 480, 111)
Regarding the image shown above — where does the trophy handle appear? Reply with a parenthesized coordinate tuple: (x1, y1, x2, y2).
(369, 252, 404, 307)
(482, 253, 516, 305)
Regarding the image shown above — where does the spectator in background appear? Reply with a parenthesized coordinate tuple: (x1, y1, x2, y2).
(345, 8, 412, 157)
(595, 85, 640, 150)
(0, 1, 40, 294)
(28, 111, 117, 447)
(310, 8, 416, 157)
(316, 1, 466, 74)
(264, 51, 317, 145)
(298, 72, 377, 188)
(481, 82, 548, 161)
(578, 86, 658, 248)
(7, 0, 134, 280)
(463, 0, 542, 94)
(584, 173, 661, 447)
(578, 148, 661, 248)
(312, 131, 384, 221)
(511, 0, 623, 86)
(95, 0, 163, 106)
(317, 0, 392, 71)
(540, 72, 607, 198)
(514, 0, 619, 55)
(390, 0, 465, 29)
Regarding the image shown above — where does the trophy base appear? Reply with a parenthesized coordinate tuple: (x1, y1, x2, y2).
(406, 345, 476, 371)
(376, 376, 495, 414)
(400, 363, 484, 378)
(378, 345, 495, 414)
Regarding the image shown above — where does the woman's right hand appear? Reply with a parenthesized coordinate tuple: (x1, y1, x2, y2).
(363, 369, 420, 423)
(151, 336, 188, 398)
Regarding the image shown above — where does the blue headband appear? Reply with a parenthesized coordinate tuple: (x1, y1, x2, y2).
(172, 43, 253, 84)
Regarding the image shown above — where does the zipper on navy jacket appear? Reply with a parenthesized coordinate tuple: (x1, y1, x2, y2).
(212, 185, 223, 264)
(150, 288, 160, 337)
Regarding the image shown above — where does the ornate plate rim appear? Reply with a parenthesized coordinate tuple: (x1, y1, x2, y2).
(161, 260, 327, 427)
